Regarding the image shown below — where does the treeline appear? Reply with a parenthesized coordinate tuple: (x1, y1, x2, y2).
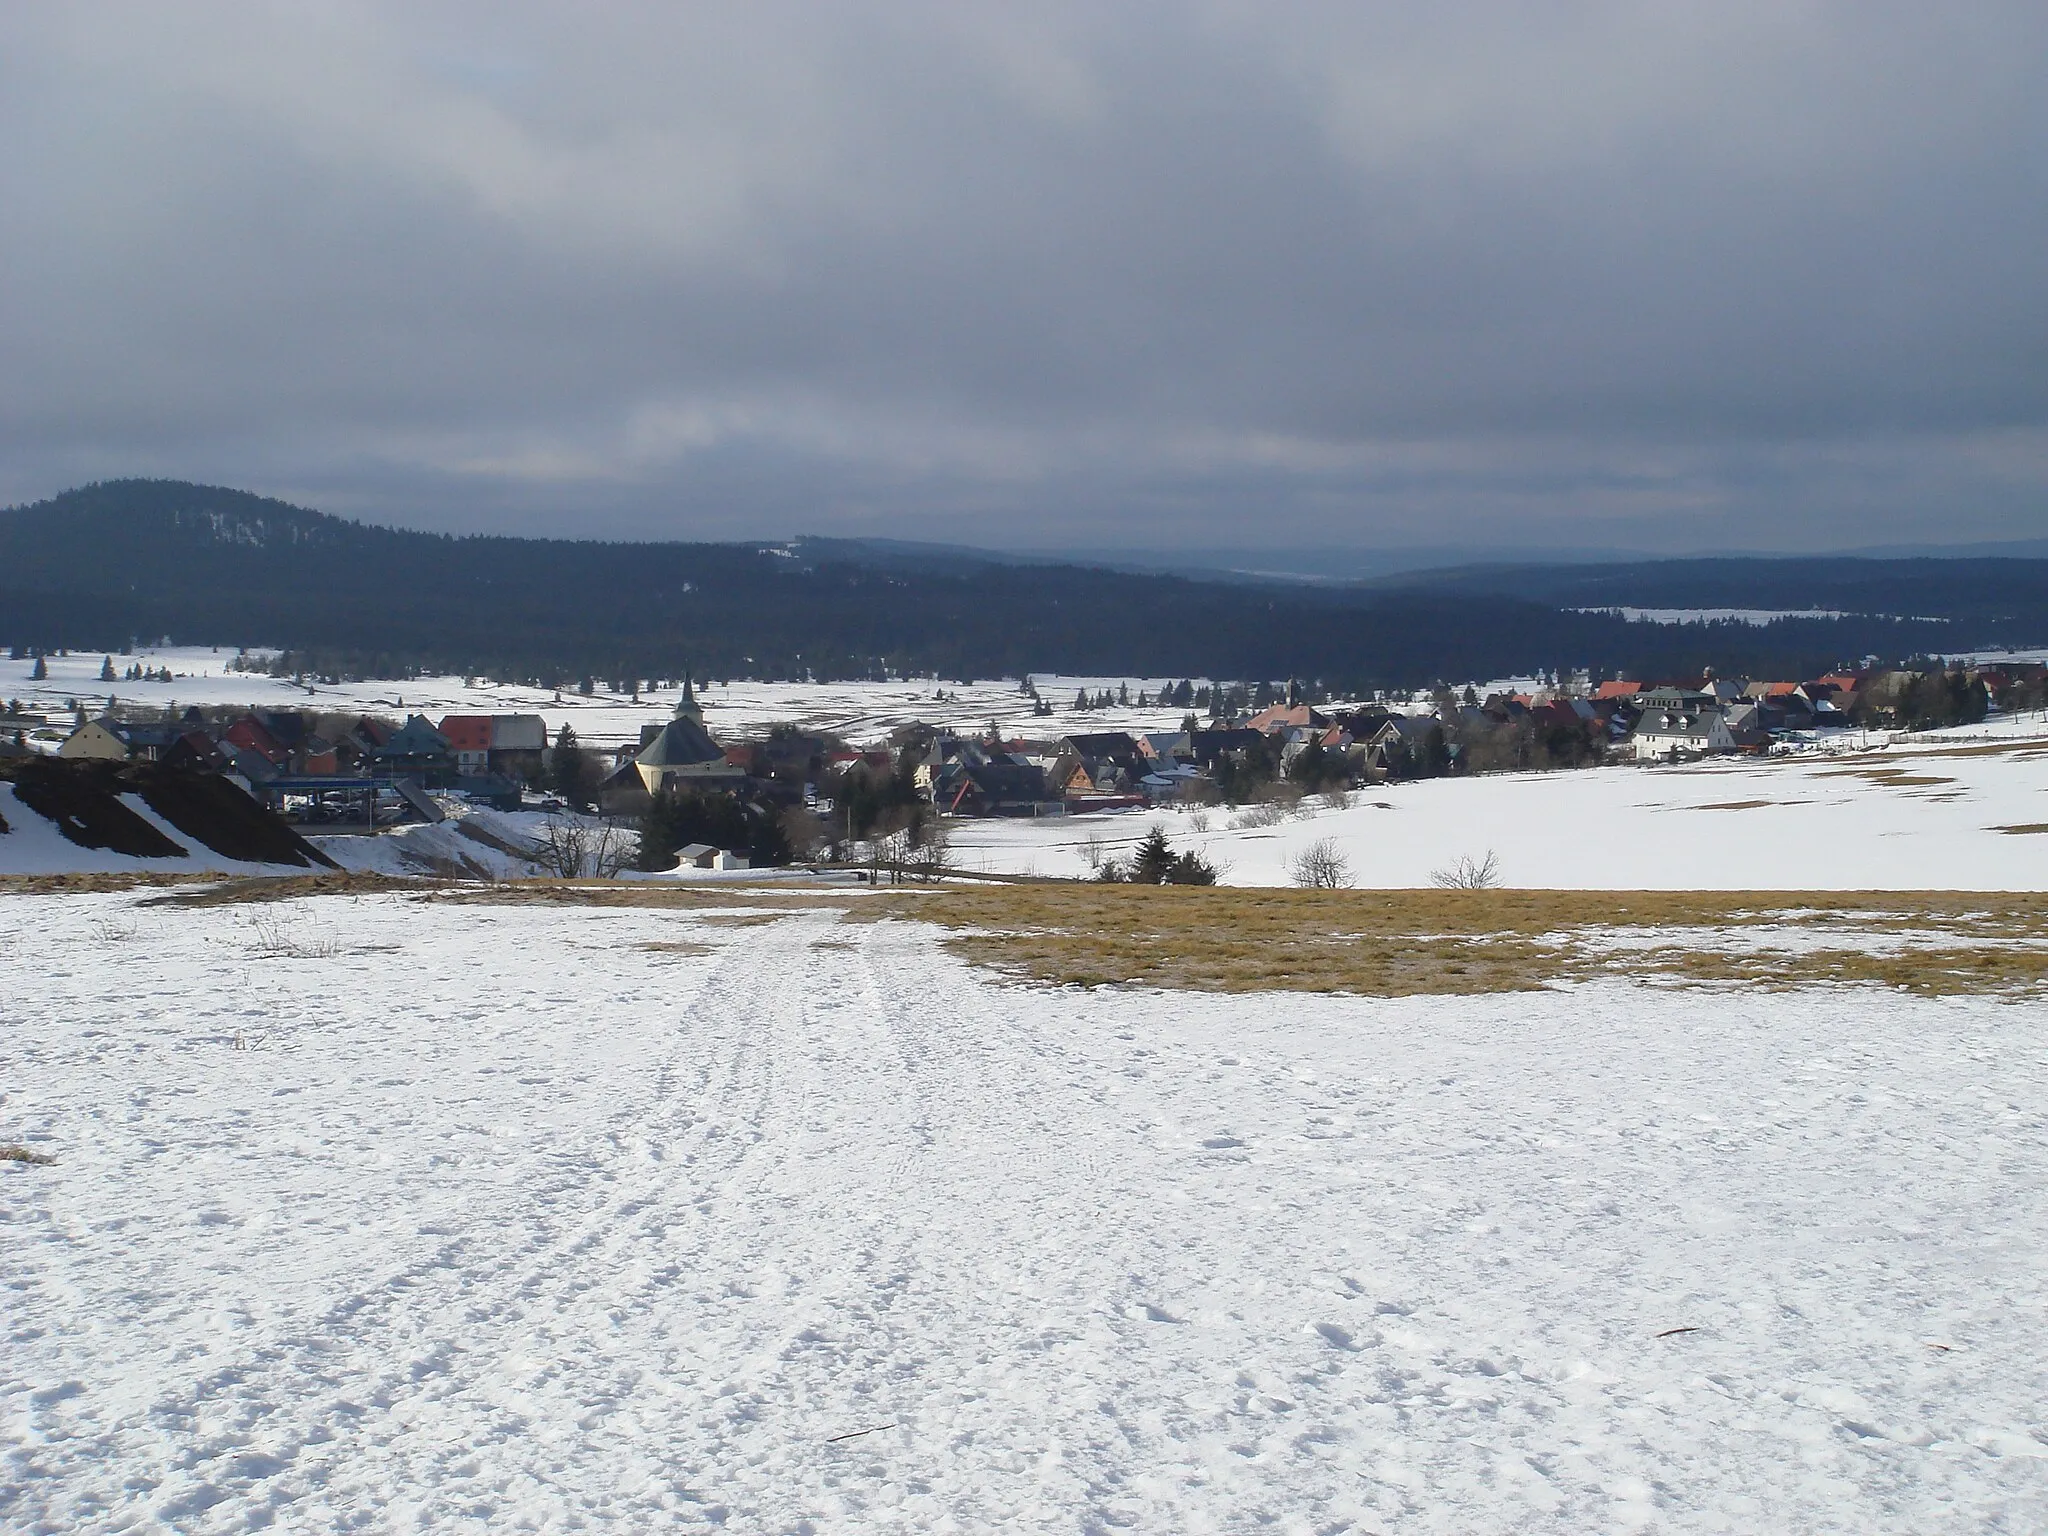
(3, 480, 2041, 693)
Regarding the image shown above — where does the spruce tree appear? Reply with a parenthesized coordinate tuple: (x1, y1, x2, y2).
(1131, 825, 1177, 885)
(99, 656, 115, 681)
(30, 655, 46, 681)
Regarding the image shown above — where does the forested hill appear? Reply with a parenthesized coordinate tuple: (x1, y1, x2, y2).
(2, 480, 2041, 690)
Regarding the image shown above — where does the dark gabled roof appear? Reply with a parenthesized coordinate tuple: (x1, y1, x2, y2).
(377, 714, 452, 757)
(1057, 731, 1142, 760)
(109, 722, 180, 749)
(964, 761, 1046, 798)
(256, 711, 309, 747)
(636, 714, 723, 769)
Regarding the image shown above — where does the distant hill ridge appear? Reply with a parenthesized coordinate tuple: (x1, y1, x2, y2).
(2, 480, 2043, 688)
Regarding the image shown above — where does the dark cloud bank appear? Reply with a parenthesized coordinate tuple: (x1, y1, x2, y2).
(3, 4, 2044, 555)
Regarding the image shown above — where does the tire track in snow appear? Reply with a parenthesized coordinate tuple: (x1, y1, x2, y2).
(21, 908, 813, 1530)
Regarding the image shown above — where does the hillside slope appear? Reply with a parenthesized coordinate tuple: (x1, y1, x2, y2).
(3, 480, 2039, 687)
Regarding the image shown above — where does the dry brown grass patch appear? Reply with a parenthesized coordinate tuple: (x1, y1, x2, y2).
(419, 881, 846, 913)
(1, 1144, 57, 1165)
(141, 872, 436, 907)
(871, 885, 2048, 998)
(1816, 767, 1957, 788)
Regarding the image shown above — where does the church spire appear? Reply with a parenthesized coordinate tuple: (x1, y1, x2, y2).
(675, 670, 703, 722)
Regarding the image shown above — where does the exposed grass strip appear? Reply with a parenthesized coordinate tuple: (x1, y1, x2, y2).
(870, 886, 2048, 998)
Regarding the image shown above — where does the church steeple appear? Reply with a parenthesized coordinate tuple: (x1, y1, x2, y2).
(675, 671, 703, 722)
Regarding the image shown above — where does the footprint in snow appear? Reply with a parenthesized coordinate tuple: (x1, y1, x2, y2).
(1313, 1322, 1362, 1351)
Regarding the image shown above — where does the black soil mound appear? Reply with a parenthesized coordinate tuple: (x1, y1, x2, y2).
(128, 765, 336, 868)
(4, 758, 189, 857)
(0, 759, 335, 868)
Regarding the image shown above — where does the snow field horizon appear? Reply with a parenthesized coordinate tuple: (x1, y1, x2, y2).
(8, 644, 2048, 893)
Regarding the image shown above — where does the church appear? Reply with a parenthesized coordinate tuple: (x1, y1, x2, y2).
(633, 675, 746, 795)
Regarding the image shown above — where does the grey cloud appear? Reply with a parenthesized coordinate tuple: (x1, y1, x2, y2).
(2, 3, 2044, 551)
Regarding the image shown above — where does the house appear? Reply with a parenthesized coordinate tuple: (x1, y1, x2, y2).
(1362, 715, 1444, 776)
(1138, 761, 1210, 801)
(226, 745, 281, 784)
(58, 719, 131, 761)
(1054, 731, 1145, 774)
(1244, 703, 1331, 734)
(1628, 706, 1747, 761)
(162, 730, 230, 773)
(373, 715, 457, 784)
(439, 715, 494, 775)
(55, 718, 187, 762)
(635, 676, 747, 794)
(1593, 680, 1643, 701)
(1138, 731, 1192, 761)
(438, 714, 549, 781)
(919, 735, 1055, 816)
(1049, 731, 1147, 798)
(297, 735, 340, 775)
(1634, 686, 1718, 715)
(596, 760, 655, 818)
(935, 758, 1052, 816)
(223, 715, 289, 767)
(1184, 728, 1266, 772)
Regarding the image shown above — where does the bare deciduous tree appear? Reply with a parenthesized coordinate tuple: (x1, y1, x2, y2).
(531, 814, 635, 878)
(1288, 836, 1355, 889)
(1429, 850, 1502, 890)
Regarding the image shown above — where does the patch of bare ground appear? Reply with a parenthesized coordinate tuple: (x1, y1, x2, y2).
(0, 871, 218, 896)
(1879, 739, 2048, 760)
(872, 886, 2048, 998)
(1994, 823, 2048, 835)
(1692, 800, 1776, 811)
(140, 873, 438, 907)
(1815, 767, 1958, 788)
(2, 1144, 57, 1165)
(634, 939, 715, 956)
(425, 881, 846, 912)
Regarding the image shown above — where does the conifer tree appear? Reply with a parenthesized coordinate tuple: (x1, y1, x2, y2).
(1131, 824, 1177, 885)
(99, 656, 115, 681)
(30, 654, 47, 680)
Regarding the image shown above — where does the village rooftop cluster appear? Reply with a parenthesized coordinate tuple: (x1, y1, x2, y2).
(4, 646, 2042, 875)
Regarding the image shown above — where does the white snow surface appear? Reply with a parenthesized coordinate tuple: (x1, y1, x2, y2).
(4, 646, 1207, 753)
(950, 729, 2048, 890)
(3, 892, 2046, 1531)
(1573, 606, 1859, 625)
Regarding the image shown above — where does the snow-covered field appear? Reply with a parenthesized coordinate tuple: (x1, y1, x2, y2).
(951, 727, 2048, 890)
(5, 889, 2046, 1532)
(2, 646, 1206, 753)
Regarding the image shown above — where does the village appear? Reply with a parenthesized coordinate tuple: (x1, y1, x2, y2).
(3, 648, 2041, 876)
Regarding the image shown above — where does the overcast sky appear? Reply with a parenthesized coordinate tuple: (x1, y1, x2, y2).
(4, 4, 2044, 554)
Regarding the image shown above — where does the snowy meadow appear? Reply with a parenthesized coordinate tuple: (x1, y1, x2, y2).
(4, 880, 2048, 1532)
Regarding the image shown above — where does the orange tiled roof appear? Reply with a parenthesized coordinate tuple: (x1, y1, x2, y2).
(438, 715, 493, 752)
